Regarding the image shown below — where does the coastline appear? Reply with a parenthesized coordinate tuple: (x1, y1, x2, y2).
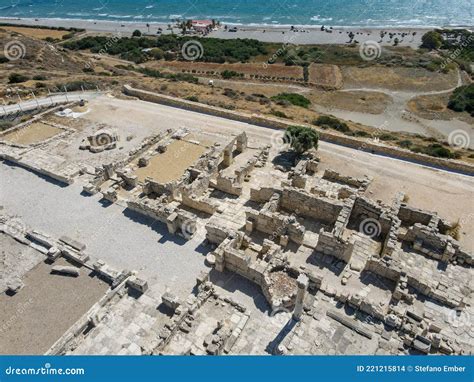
(0, 16, 460, 47)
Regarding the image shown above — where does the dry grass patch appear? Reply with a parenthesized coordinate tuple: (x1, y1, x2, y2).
(1, 122, 62, 145)
(1, 26, 69, 39)
(342, 66, 458, 92)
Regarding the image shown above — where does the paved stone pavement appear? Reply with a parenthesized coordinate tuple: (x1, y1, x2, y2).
(0, 162, 210, 299)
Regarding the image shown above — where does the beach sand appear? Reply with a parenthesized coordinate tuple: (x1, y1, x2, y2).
(0, 17, 432, 47)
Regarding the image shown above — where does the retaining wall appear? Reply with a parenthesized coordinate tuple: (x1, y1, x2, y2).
(123, 85, 474, 176)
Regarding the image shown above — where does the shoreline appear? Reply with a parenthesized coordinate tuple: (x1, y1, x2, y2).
(1, 16, 472, 29)
(0, 17, 472, 47)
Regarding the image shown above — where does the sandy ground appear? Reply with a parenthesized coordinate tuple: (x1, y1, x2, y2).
(0, 162, 211, 300)
(134, 140, 207, 183)
(2, 122, 62, 145)
(0, 17, 430, 47)
(0, 257, 108, 354)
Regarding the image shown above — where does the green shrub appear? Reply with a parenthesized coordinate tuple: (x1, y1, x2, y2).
(448, 84, 474, 116)
(8, 73, 29, 83)
(0, 121, 14, 131)
(410, 143, 457, 159)
(221, 70, 240, 79)
(379, 133, 398, 141)
(271, 93, 311, 108)
(313, 116, 350, 133)
(420, 31, 442, 50)
(223, 88, 238, 99)
(186, 95, 199, 102)
(271, 110, 288, 118)
(398, 140, 413, 149)
(54, 80, 97, 92)
(149, 48, 164, 60)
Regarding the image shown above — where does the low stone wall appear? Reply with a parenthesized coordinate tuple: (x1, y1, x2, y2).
(181, 193, 217, 215)
(123, 85, 474, 176)
(213, 176, 242, 196)
(398, 205, 435, 227)
(281, 188, 344, 226)
(315, 230, 353, 262)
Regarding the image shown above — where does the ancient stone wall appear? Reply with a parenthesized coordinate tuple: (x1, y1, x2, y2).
(280, 188, 344, 226)
(123, 85, 474, 176)
(398, 205, 435, 227)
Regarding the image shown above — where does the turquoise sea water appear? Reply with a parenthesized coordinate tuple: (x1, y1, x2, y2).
(0, 0, 472, 27)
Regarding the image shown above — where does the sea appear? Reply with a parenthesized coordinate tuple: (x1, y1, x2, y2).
(0, 0, 472, 28)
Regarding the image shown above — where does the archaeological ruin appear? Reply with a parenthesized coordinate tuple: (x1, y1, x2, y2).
(0, 90, 472, 356)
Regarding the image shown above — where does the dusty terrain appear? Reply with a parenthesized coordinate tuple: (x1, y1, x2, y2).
(0, 256, 108, 354)
(0, 26, 71, 39)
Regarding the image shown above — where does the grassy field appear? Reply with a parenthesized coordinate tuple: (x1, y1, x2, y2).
(1, 26, 71, 39)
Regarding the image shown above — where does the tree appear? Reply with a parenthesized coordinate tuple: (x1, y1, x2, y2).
(420, 31, 442, 50)
(149, 48, 164, 60)
(284, 125, 319, 154)
(132, 29, 142, 37)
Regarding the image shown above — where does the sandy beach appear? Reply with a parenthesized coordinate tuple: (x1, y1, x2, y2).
(0, 17, 436, 47)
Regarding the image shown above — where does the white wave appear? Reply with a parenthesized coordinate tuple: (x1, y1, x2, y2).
(310, 15, 333, 22)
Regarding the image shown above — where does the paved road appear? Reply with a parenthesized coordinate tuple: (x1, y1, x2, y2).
(0, 91, 103, 117)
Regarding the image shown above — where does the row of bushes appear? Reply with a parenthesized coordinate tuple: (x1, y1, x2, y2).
(64, 35, 267, 64)
(271, 93, 311, 108)
(129, 66, 199, 84)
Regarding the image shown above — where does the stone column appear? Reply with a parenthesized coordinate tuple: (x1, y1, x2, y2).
(293, 274, 309, 321)
(236, 132, 247, 153)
